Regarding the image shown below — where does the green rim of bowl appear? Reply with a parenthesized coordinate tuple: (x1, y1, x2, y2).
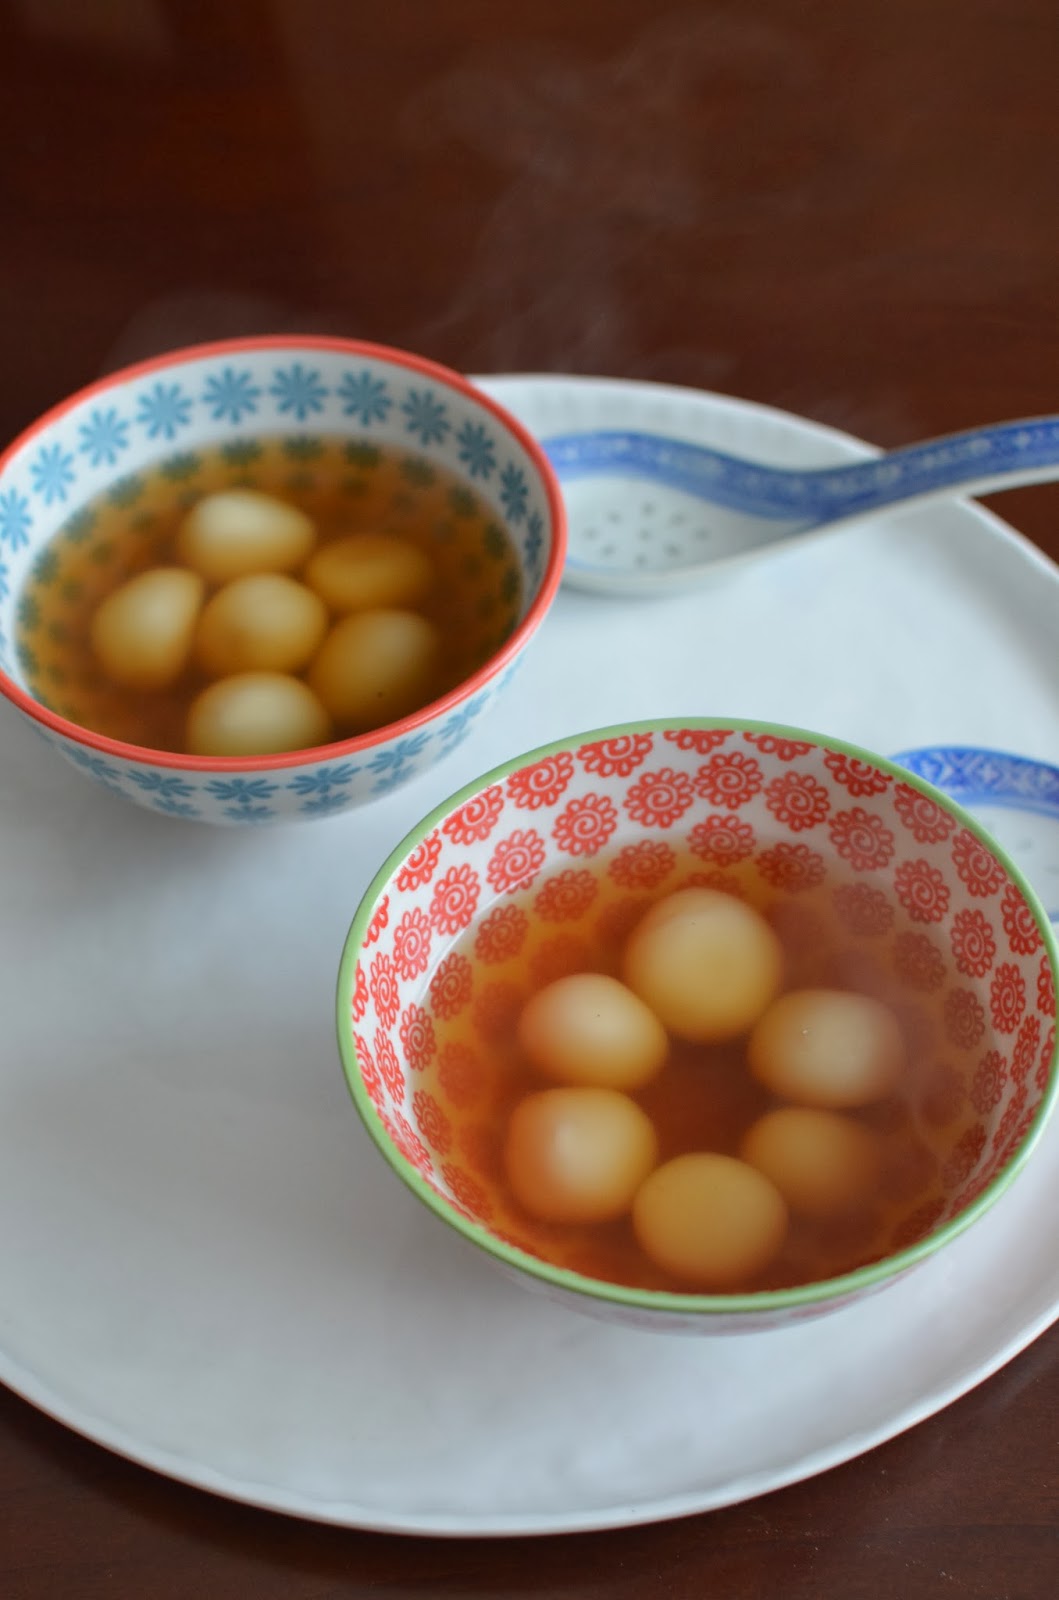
(336, 716, 1059, 1319)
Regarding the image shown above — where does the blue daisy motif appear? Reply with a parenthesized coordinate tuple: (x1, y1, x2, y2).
(269, 363, 328, 421)
(30, 443, 76, 505)
(204, 775, 280, 803)
(129, 770, 196, 799)
(299, 789, 357, 815)
(456, 421, 496, 480)
(401, 389, 450, 447)
(371, 767, 418, 796)
(224, 803, 274, 823)
(287, 761, 360, 796)
(78, 407, 130, 468)
(202, 366, 262, 425)
(0, 488, 32, 550)
(136, 381, 193, 441)
(499, 462, 528, 523)
(367, 733, 431, 774)
(0, 558, 9, 601)
(338, 369, 393, 425)
(438, 696, 486, 746)
(524, 509, 544, 576)
(154, 796, 202, 819)
(66, 746, 122, 783)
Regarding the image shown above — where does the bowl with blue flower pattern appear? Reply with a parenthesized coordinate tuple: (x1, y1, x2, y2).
(0, 336, 565, 824)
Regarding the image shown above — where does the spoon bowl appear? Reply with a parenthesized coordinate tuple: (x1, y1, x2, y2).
(476, 377, 1059, 595)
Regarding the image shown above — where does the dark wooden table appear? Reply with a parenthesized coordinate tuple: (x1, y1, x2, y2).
(2, 3, 1057, 1594)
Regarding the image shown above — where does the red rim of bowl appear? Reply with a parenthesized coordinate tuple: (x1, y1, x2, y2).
(0, 334, 568, 772)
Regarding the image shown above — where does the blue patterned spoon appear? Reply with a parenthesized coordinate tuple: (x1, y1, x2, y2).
(541, 416, 1059, 594)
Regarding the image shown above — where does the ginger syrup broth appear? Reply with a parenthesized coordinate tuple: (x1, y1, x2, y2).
(409, 849, 991, 1297)
(15, 437, 523, 753)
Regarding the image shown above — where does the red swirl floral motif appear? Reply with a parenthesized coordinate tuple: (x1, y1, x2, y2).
(369, 951, 400, 1030)
(396, 830, 441, 892)
(993, 1085, 1028, 1161)
(831, 882, 894, 936)
(1012, 1014, 1041, 1085)
(764, 770, 831, 832)
(429, 952, 473, 1020)
(823, 751, 891, 797)
(351, 961, 369, 1022)
(1001, 883, 1042, 956)
(829, 807, 895, 871)
(374, 1027, 404, 1104)
(894, 858, 951, 924)
(530, 933, 594, 986)
(390, 1110, 432, 1174)
(891, 1196, 946, 1251)
(663, 727, 732, 754)
(952, 1166, 996, 1214)
(507, 752, 575, 809)
(990, 961, 1026, 1035)
(757, 841, 826, 892)
(365, 894, 390, 945)
(472, 979, 524, 1041)
(695, 751, 764, 811)
(534, 868, 598, 922)
(412, 1089, 453, 1155)
(894, 931, 946, 991)
(595, 895, 651, 948)
(437, 1041, 485, 1109)
(577, 733, 654, 777)
(952, 829, 1005, 898)
(441, 1162, 493, 1222)
(459, 1121, 502, 1180)
(920, 1063, 966, 1127)
(392, 906, 433, 981)
(945, 987, 986, 1050)
(474, 903, 529, 963)
(442, 784, 504, 845)
(399, 1003, 435, 1072)
(354, 1033, 383, 1110)
(1037, 1024, 1056, 1093)
(487, 828, 547, 894)
(942, 1123, 987, 1188)
(429, 862, 482, 935)
(996, 1099, 1036, 1168)
(742, 733, 813, 760)
(950, 908, 996, 978)
(688, 814, 755, 865)
(971, 1049, 1008, 1114)
(553, 793, 619, 856)
(608, 839, 675, 889)
(1039, 953, 1056, 1016)
(624, 768, 697, 829)
(684, 869, 747, 898)
(893, 783, 956, 845)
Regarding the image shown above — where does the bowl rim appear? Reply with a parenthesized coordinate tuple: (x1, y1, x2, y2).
(0, 334, 568, 772)
(336, 714, 1059, 1319)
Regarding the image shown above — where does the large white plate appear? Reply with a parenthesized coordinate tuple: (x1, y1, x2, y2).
(2, 376, 1057, 1537)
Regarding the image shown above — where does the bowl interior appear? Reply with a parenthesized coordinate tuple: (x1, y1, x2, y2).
(337, 720, 1059, 1316)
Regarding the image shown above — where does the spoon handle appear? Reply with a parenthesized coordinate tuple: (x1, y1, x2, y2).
(541, 418, 1059, 526)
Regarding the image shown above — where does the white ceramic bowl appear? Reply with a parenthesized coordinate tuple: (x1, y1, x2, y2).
(337, 718, 1059, 1334)
(0, 337, 565, 823)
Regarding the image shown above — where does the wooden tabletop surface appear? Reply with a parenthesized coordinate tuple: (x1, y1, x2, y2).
(2, 3, 1057, 1595)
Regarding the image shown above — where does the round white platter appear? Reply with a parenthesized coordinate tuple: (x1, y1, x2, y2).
(1, 374, 1057, 1535)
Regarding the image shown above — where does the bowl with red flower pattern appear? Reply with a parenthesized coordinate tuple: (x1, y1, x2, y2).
(336, 718, 1059, 1334)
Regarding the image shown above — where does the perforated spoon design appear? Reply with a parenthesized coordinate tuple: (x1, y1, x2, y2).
(541, 416, 1059, 593)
